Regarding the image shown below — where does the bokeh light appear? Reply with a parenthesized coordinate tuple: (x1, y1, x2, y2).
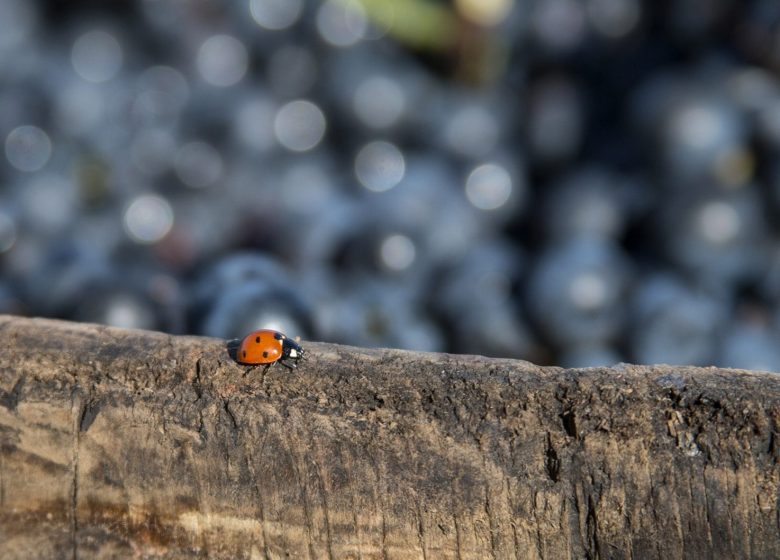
(586, 0, 641, 38)
(696, 201, 741, 245)
(274, 99, 327, 152)
(379, 234, 416, 272)
(123, 195, 174, 244)
(531, 0, 587, 53)
(465, 163, 513, 211)
(71, 30, 123, 83)
(5, 125, 52, 172)
(91, 294, 157, 330)
(353, 76, 406, 130)
(355, 141, 406, 192)
(249, 0, 304, 31)
(444, 105, 500, 158)
(196, 34, 249, 87)
(317, 0, 367, 48)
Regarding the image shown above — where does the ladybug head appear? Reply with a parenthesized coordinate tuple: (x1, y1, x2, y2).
(282, 337, 305, 362)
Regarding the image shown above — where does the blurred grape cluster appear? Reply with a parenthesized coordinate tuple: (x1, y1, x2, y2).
(2, 0, 780, 371)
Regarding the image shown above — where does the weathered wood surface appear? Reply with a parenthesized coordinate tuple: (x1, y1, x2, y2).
(0, 315, 778, 559)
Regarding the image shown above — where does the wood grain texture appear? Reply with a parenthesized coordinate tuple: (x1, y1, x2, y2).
(0, 314, 778, 559)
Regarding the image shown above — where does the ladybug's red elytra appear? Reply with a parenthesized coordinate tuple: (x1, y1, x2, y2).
(237, 329, 304, 370)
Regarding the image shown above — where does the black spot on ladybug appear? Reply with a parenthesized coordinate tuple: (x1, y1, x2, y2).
(274, 332, 283, 340)
(256, 336, 260, 343)
(242, 350, 247, 358)
(263, 351, 269, 358)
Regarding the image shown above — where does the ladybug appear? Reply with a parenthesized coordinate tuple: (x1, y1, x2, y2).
(236, 329, 305, 370)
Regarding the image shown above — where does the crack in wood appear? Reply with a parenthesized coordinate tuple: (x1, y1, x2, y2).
(0, 377, 23, 411)
(71, 397, 82, 560)
(245, 430, 271, 559)
(416, 500, 429, 560)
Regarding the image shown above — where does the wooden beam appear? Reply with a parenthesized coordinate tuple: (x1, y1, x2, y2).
(0, 315, 778, 558)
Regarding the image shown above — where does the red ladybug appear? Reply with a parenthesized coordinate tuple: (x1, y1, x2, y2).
(237, 329, 304, 370)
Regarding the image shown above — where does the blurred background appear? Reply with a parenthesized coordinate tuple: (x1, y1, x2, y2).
(1, 0, 780, 370)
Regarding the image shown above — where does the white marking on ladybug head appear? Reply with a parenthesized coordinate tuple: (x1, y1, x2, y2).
(288, 348, 298, 358)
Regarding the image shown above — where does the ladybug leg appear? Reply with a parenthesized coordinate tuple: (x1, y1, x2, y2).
(279, 359, 295, 370)
(243, 363, 271, 378)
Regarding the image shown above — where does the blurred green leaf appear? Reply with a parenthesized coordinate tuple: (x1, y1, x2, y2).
(356, 0, 457, 51)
